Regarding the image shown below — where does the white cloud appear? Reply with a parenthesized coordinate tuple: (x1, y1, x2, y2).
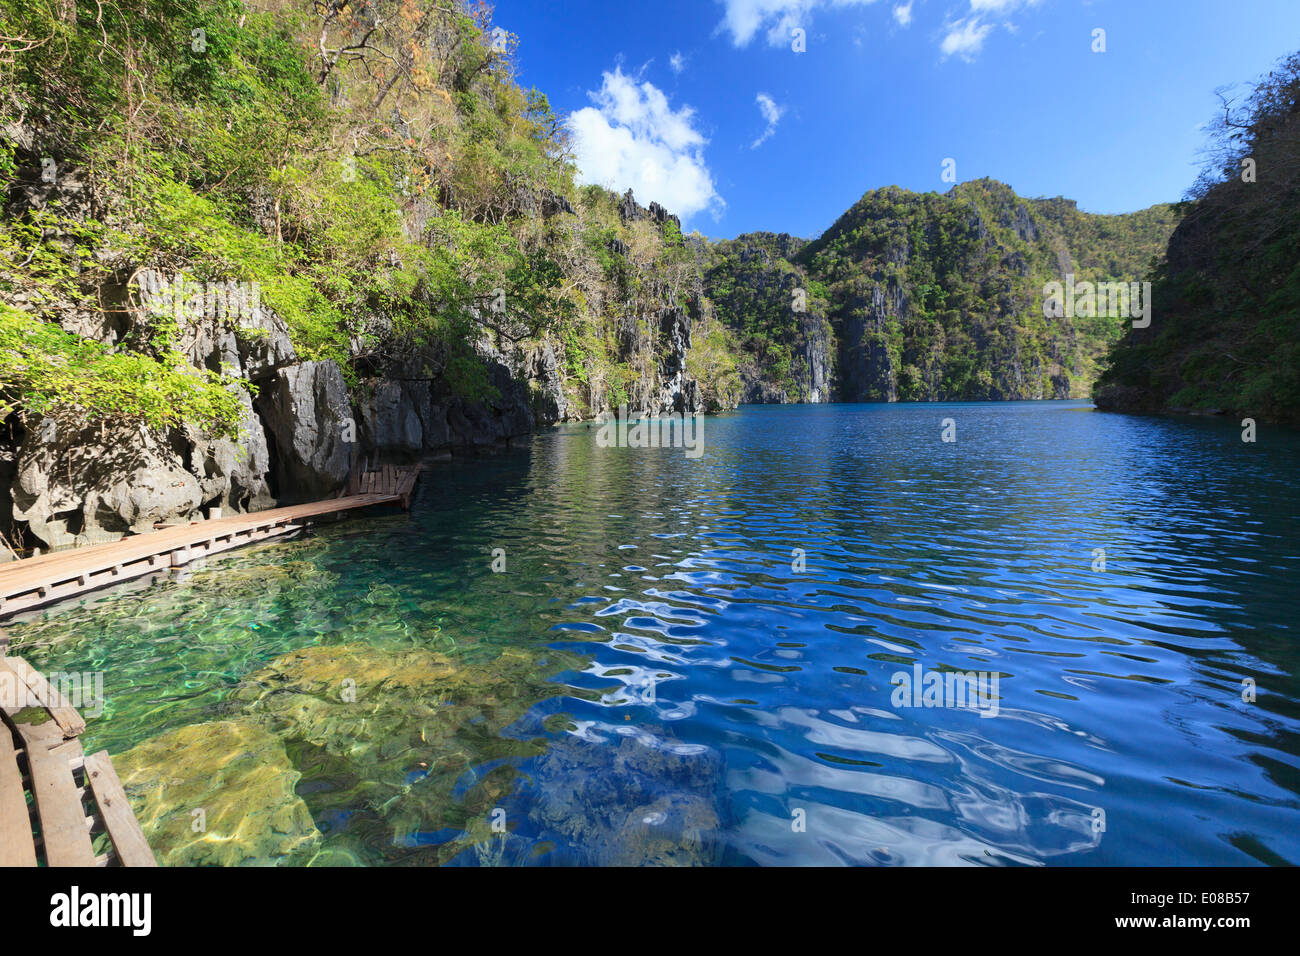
(940, 0, 1039, 61)
(568, 67, 722, 222)
(719, 0, 881, 48)
(969, 0, 1036, 12)
(751, 93, 786, 148)
(940, 17, 992, 60)
(717, 0, 1040, 62)
(669, 51, 687, 73)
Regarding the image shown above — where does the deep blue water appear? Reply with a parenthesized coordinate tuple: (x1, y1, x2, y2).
(10, 401, 1300, 865)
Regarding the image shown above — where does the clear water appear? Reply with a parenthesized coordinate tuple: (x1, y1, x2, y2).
(8, 401, 1300, 866)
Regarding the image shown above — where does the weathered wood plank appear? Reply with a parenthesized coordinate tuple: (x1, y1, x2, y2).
(20, 721, 95, 866)
(0, 656, 85, 738)
(83, 750, 157, 867)
(0, 725, 37, 866)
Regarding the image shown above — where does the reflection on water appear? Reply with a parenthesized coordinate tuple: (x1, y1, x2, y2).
(8, 401, 1300, 865)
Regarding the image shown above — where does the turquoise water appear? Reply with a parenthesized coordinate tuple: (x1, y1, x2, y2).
(8, 401, 1300, 865)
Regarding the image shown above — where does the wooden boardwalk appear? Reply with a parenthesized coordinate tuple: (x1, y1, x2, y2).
(0, 465, 421, 620)
(345, 462, 421, 507)
(1, 652, 156, 866)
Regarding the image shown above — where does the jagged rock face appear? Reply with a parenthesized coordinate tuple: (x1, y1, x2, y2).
(133, 269, 297, 381)
(356, 336, 547, 458)
(704, 233, 834, 405)
(256, 360, 354, 502)
(183, 389, 275, 514)
(3, 259, 314, 547)
(6, 382, 276, 551)
(525, 341, 567, 424)
(646, 201, 681, 234)
(357, 380, 426, 457)
(619, 189, 642, 223)
(518, 187, 575, 219)
(836, 278, 903, 403)
(803, 316, 831, 403)
(1011, 203, 1037, 243)
(11, 420, 205, 548)
(741, 379, 789, 404)
(654, 307, 700, 414)
(618, 188, 682, 234)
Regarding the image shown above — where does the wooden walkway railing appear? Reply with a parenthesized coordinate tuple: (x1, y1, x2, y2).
(0, 652, 156, 867)
(0, 465, 421, 620)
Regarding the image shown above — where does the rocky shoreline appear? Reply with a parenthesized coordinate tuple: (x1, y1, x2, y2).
(1, 283, 703, 556)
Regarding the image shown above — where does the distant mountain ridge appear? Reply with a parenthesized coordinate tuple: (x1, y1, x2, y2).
(704, 178, 1178, 404)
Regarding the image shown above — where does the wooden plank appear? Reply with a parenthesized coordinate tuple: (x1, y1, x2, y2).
(0, 725, 37, 866)
(83, 751, 157, 867)
(1, 496, 395, 579)
(20, 721, 96, 866)
(0, 657, 85, 738)
(0, 494, 402, 617)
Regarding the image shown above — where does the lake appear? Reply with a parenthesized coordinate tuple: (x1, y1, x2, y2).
(8, 401, 1300, 865)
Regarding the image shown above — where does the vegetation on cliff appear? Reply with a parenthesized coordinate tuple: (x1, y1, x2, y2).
(1095, 53, 1300, 423)
(704, 232, 830, 402)
(704, 182, 1177, 403)
(0, 0, 725, 442)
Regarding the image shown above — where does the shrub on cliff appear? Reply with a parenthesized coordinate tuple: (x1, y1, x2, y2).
(1095, 52, 1300, 422)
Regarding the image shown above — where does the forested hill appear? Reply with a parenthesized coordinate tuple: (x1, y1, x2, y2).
(704, 180, 1178, 404)
(1095, 53, 1300, 424)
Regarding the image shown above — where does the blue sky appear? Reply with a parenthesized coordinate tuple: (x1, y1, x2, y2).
(494, 0, 1300, 239)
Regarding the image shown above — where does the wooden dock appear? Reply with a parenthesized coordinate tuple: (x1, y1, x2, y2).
(1, 652, 156, 866)
(345, 462, 421, 508)
(0, 464, 421, 620)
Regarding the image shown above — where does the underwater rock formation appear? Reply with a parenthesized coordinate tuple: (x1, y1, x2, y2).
(527, 734, 723, 866)
(113, 719, 321, 867)
(228, 643, 575, 864)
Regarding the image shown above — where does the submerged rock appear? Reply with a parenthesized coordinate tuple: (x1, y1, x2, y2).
(607, 791, 720, 867)
(230, 643, 580, 864)
(114, 719, 321, 866)
(527, 735, 724, 866)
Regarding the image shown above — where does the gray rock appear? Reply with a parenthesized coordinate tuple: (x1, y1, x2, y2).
(257, 361, 354, 501)
(527, 342, 567, 424)
(233, 306, 296, 380)
(183, 388, 275, 513)
(11, 420, 203, 548)
(419, 401, 452, 451)
(357, 380, 424, 455)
